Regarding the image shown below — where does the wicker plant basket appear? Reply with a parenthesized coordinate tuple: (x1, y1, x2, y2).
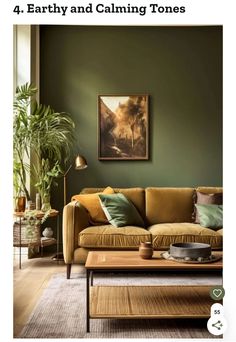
(13, 219, 41, 247)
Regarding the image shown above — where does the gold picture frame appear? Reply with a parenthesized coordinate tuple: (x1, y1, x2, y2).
(98, 95, 149, 160)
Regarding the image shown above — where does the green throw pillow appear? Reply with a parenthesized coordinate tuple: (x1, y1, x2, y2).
(195, 204, 223, 229)
(98, 193, 145, 228)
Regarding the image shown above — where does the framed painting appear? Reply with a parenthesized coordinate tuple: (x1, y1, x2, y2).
(98, 95, 149, 160)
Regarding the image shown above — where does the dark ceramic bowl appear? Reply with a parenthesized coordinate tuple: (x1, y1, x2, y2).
(170, 242, 211, 259)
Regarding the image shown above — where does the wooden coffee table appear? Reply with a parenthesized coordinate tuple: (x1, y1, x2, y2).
(85, 250, 222, 332)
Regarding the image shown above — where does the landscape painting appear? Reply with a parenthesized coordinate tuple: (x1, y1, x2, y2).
(98, 95, 149, 160)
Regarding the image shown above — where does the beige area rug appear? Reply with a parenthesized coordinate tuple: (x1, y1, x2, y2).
(19, 272, 222, 338)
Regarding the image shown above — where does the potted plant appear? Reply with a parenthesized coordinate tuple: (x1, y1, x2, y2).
(13, 83, 37, 209)
(13, 83, 75, 211)
(34, 159, 62, 211)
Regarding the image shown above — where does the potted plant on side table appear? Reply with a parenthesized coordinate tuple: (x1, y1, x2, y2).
(13, 82, 75, 210)
(13, 83, 76, 260)
(13, 83, 37, 210)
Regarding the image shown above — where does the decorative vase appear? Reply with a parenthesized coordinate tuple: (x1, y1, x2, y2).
(26, 200, 36, 210)
(36, 193, 41, 210)
(139, 242, 153, 259)
(41, 194, 51, 212)
(16, 195, 26, 212)
(42, 227, 53, 238)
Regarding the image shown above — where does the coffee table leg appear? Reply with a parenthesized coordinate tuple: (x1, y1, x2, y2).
(86, 269, 90, 332)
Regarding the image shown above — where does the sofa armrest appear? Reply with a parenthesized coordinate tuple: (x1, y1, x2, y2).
(63, 201, 90, 264)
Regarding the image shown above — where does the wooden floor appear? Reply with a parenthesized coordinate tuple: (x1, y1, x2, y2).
(13, 252, 84, 337)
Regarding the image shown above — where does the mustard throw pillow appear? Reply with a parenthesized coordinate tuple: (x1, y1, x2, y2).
(71, 187, 114, 224)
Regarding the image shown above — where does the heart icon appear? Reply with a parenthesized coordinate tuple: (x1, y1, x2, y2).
(213, 289, 222, 298)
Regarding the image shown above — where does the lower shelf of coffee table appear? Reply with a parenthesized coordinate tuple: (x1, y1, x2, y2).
(90, 285, 214, 318)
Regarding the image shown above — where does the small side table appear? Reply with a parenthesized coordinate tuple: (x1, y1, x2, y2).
(13, 209, 60, 269)
(41, 237, 57, 257)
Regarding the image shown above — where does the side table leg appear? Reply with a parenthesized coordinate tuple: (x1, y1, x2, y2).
(56, 215, 60, 265)
(86, 269, 90, 333)
(91, 271, 94, 286)
(19, 217, 22, 269)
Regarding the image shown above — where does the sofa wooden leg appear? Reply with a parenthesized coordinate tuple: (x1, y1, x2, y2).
(67, 264, 72, 279)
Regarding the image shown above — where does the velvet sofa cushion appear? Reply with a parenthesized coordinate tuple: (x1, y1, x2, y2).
(71, 186, 114, 224)
(193, 190, 223, 223)
(99, 193, 144, 227)
(80, 187, 146, 220)
(196, 187, 223, 193)
(79, 225, 151, 248)
(148, 223, 222, 250)
(217, 228, 223, 236)
(195, 204, 223, 229)
(145, 187, 194, 225)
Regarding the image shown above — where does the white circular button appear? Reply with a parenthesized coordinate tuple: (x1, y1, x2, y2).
(207, 316, 227, 335)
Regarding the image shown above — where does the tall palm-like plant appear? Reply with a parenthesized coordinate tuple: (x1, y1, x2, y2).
(30, 100, 75, 208)
(13, 83, 75, 208)
(13, 83, 37, 202)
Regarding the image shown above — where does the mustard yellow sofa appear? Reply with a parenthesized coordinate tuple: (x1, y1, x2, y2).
(63, 186, 223, 278)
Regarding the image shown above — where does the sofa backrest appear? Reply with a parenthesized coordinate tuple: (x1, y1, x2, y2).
(195, 186, 223, 194)
(80, 187, 146, 220)
(145, 187, 195, 225)
(80, 186, 223, 226)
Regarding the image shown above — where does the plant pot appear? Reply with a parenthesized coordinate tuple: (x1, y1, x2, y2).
(41, 194, 51, 212)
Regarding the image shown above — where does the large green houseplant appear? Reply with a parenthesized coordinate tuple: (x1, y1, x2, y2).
(13, 83, 37, 207)
(13, 83, 75, 210)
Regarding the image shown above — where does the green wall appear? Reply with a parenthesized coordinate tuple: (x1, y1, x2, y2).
(40, 25, 222, 210)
